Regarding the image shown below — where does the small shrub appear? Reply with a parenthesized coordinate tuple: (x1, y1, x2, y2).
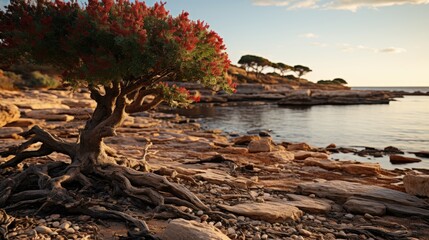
(0, 70, 23, 90)
(26, 71, 61, 89)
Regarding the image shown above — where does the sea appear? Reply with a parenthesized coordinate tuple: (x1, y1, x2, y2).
(174, 87, 429, 170)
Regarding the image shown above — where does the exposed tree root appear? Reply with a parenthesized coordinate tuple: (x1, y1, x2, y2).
(0, 126, 211, 238)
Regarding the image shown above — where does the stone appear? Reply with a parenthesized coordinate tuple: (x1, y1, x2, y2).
(412, 151, 429, 158)
(25, 110, 74, 122)
(61, 99, 96, 108)
(265, 150, 295, 162)
(294, 151, 329, 160)
(0, 127, 23, 138)
(60, 222, 71, 230)
(248, 139, 273, 153)
(218, 202, 303, 223)
(287, 143, 312, 151)
(0, 103, 20, 128)
(160, 219, 230, 240)
(303, 158, 380, 176)
(66, 228, 76, 234)
(390, 155, 421, 164)
(298, 180, 428, 207)
(343, 197, 386, 216)
(35, 226, 53, 234)
(233, 135, 260, 145)
(283, 194, 332, 214)
(4, 118, 36, 128)
(403, 175, 429, 197)
(384, 146, 404, 154)
(227, 227, 235, 235)
(52, 221, 60, 228)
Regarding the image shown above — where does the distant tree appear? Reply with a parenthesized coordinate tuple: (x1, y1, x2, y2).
(293, 65, 312, 78)
(332, 78, 348, 85)
(238, 54, 271, 77)
(0, 0, 234, 237)
(275, 62, 293, 76)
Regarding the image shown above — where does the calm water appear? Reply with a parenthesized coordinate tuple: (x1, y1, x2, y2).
(175, 93, 429, 169)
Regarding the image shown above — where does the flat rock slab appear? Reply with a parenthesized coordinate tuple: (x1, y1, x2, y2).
(218, 202, 303, 223)
(298, 180, 428, 207)
(160, 219, 230, 240)
(343, 197, 386, 216)
(284, 194, 332, 214)
(303, 158, 381, 176)
(0, 127, 23, 138)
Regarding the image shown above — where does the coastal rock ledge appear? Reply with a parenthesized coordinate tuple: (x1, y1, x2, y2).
(278, 90, 391, 106)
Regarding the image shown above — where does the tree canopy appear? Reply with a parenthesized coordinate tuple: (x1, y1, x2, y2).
(293, 65, 312, 78)
(238, 54, 271, 76)
(317, 78, 348, 85)
(0, 0, 235, 107)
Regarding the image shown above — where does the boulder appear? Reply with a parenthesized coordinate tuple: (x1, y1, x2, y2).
(390, 155, 421, 164)
(233, 135, 260, 145)
(0, 103, 20, 127)
(294, 151, 329, 160)
(160, 219, 230, 240)
(218, 202, 303, 223)
(248, 139, 273, 153)
(384, 146, 404, 154)
(343, 197, 386, 216)
(286, 143, 312, 151)
(403, 175, 429, 197)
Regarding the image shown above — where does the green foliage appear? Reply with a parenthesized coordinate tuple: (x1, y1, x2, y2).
(293, 65, 312, 78)
(317, 78, 348, 85)
(26, 71, 61, 88)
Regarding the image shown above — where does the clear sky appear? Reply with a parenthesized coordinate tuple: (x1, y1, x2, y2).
(1, 0, 429, 86)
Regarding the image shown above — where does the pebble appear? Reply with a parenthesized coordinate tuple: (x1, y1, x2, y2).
(66, 228, 76, 234)
(200, 214, 209, 222)
(253, 233, 261, 240)
(227, 227, 236, 235)
(52, 221, 60, 227)
(214, 222, 222, 228)
(299, 228, 312, 237)
(261, 234, 268, 240)
(78, 215, 91, 221)
(196, 210, 204, 216)
(364, 213, 374, 220)
(50, 214, 61, 220)
(60, 222, 71, 230)
(35, 226, 53, 234)
(345, 213, 354, 219)
(309, 194, 316, 198)
(238, 216, 246, 221)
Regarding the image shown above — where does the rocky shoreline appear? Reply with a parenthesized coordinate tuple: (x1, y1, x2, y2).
(173, 83, 429, 107)
(1, 89, 429, 239)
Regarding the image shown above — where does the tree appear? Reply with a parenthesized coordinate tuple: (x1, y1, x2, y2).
(293, 65, 312, 79)
(273, 62, 292, 76)
(238, 54, 271, 77)
(0, 0, 234, 237)
(332, 78, 348, 85)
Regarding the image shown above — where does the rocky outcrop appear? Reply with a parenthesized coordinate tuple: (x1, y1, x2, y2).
(0, 103, 20, 127)
(160, 219, 230, 240)
(278, 90, 391, 106)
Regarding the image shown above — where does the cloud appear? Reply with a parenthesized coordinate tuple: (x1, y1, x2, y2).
(251, 0, 429, 11)
(310, 42, 328, 47)
(327, 0, 429, 11)
(378, 47, 407, 53)
(339, 43, 406, 54)
(300, 33, 319, 38)
(251, 0, 319, 9)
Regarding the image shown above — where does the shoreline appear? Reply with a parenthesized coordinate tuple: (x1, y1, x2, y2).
(1, 88, 429, 239)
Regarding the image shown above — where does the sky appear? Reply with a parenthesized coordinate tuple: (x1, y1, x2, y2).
(1, 0, 429, 86)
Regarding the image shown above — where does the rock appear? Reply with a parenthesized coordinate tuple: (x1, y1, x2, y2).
(286, 143, 312, 151)
(403, 175, 429, 197)
(218, 202, 303, 223)
(233, 135, 260, 145)
(303, 158, 380, 176)
(61, 99, 96, 108)
(298, 228, 312, 237)
(343, 197, 386, 216)
(25, 110, 75, 122)
(60, 222, 71, 230)
(66, 228, 76, 234)
(298, 180, 428, 207)
(294, 151, 329, 160)
(160, 219, 230, 240)
(326, 143, 336, 148)
(4, 118, 36, 128)
(344, 213, 354, 219)
(384, 146, 404, 154)
(283, 194, 332, 214)
(0, 127, 23, 138)
(248, 139, 273, 153)
(0, 103, 20, 127)
(35, 226, 53, 234)
(52, 221, 60, 228)
(412, 151, 429, 158)
(390, 155, 421, 164)
(265, 150, 295, 162)
(227, 227, 235, 235)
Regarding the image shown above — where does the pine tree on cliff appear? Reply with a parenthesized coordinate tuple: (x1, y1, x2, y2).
(0, 0, 234, 237)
